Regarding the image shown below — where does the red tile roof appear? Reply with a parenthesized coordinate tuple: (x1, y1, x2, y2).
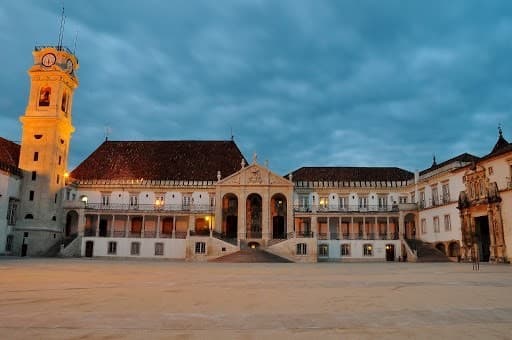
(0, 136, 21, 176)
(291, 166, 414, 182)
(70, 140, 247, 181)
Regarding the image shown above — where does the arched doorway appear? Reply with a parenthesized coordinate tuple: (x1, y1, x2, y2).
(246, 193, 262, 238)
(222, 194, 238, 239)
(436, 243, 446, 255)
(271, 194, 287, 239)
(449, 242, 460, 257)
(385, 244, 395, 261)
(65, 210, 79, 237)
(404, 213, 416, 239)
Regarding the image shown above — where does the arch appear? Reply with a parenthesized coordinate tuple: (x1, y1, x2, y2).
(385, 244, 395, 261)
(404, 213, 416, 239)
(222, 193, 238, 239)
(65, 210, 79, 237)
(271, 193, 287, 239)
(39, 86, 51, 106)
(448, 241, 460, 257)
(435, 243, 446, 255)
(246, 193, 262, 238)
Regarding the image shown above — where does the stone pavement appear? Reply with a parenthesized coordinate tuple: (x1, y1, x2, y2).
(0, 258, 511, 339)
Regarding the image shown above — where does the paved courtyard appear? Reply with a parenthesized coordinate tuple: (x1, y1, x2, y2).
(0, 258, 511, 339)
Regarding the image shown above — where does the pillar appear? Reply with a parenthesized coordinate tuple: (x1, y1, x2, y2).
(172, 216, 176, 238)
(156, 215, 160, 238)
(95, 214, 100, 237)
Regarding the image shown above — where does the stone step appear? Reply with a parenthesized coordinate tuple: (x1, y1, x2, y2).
(211, 248, 291, 263)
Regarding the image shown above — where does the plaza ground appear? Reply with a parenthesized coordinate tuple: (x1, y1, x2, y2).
(0, 258, 511, 339)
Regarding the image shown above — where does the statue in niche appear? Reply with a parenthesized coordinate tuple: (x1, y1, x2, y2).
(39, 86, 51, 106)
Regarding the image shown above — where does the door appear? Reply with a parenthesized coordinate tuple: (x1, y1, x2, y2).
(226, 215, 237, 238)
(273, 216, 285, 239)
(21, 244, 28, 257)
(99, 219, 108, 237)
(85, 241, 94, 257)
(386, 244, 395, 261)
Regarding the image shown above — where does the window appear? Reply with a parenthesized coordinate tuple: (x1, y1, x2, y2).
(7, 199, 17, 226)
(31, 171, 37, 181)
(107, 242, 117, 255)
(318, 244, 329, 257)
(183, 195, 191, 209)
(61, 92, 68, 112)
(488, 166, 493, 175)
(54, 193, 58, 204)
(29, 191, 35, 201)
(442, 182, 450, 203)
(433, 216, 440, 233)
(378, 196, 387, 210)
(34, 134, 43, 139)
(130, 242, 140, 255)
(195, 241, 206, 254)
(33, 152, 39, 161)
(419, 190, 425, 208)
(66, 189, 71, 201)
(155, 195, 164, 209)
(399, 196, 407, 204)
(358, 196, 368, 209)
(363, 244, 373, 256)
(319, 196, 328, 210)
(444, 215, 451, 231)
(39, 86, 51, 106)
(101, 195, 110, 206)
(154, 242, 164, 256)
(56, 174, 60, 184)
(58, 155, 62, 165)
(209, 196, 215, 208)
(410, 192, 416, 204)
(129, 195, 138, 208)
(339, 196, 348, 210)
(431, 185, 439, 206)
(25, 214, 34, 219)
(341, 244, 351, 256)
(421, 218, 427, 234)
(296, 243, 307, 255)
(299, 195, 309, 211)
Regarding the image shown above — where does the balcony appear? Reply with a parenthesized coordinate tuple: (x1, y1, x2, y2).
(293, 205, 400, 213)
(83, 203, 214, 213)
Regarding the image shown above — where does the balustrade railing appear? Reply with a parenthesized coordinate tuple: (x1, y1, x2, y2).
(83, 203, 214, 212)
(293, 205, 401, 213)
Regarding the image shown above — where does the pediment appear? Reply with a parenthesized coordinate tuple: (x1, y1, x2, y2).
(217, 163, 293, 187)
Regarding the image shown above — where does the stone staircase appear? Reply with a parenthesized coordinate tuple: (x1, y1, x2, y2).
(211, 247, 291, 263)
(405, 239, 451, 262)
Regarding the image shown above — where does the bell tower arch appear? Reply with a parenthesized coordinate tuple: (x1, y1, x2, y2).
(15, 45, 79, 256)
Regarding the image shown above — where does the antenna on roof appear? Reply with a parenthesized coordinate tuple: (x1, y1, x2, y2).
(104, 126, 112, 141)
(432, 154, 437, 167)
(57, 4, 66, 50)
(498, 123, 503, 137)
(230, 126, 234, 141)
(73, 30, 79, 55)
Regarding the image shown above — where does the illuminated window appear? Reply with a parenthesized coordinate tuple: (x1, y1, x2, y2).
(39, 86, 51, 106)
(318, 244, 329, 257)
(363, 244, 373, 256)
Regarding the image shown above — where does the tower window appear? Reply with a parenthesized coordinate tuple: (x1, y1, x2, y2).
(33, 152, 39, 161)
(29, 191, 35, 201)
(55, 193, 58, 203)
(56, 174, 60, 184)
(58, 156, 62, 165)
(61, 92, 68, 112)
(34, 134, 43, 139)
(31, 171, 37, 180)
(39, 86, 51, 106)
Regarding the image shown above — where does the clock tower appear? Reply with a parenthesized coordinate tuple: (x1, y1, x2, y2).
(14, 46, 79, 256)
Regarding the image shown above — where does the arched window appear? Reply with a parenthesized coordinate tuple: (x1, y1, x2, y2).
(61, 91, 68, 113)
(39, 86, 51, 106)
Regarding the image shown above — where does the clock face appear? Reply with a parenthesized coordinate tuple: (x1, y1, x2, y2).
(41, 53, 56, 67)
(66, 59, 73, 73)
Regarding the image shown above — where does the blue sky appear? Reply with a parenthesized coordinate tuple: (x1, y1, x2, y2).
(0, 1, 511, 175)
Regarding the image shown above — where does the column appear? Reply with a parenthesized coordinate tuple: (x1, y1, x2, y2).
(110, 215, 115, 237)
(125, 215, 130, 237)
(339, 217, 342, 240)
(398, 211, 405, 239)
(95, 214, 100, 237)
(386, 216, 390, 240)
(327, 217, 331, 240)
(172, 216, 176, 238)
(311, 217, 318, 238)
(362, 216, 366, 239)
(156, 215, 161, 238)
(350, 216, 354, 240)
(141, 215, 145, 238)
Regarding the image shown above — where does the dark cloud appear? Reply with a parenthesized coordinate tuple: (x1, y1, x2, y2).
(1, 0, 511, 174)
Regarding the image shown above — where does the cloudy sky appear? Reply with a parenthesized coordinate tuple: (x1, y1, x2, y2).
(0, 1, 511, 175)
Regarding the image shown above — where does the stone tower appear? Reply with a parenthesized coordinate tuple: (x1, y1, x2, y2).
(14, 46, 79, 256)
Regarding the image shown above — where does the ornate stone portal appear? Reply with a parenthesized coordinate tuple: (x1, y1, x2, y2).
(457, 166, 507, 262)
